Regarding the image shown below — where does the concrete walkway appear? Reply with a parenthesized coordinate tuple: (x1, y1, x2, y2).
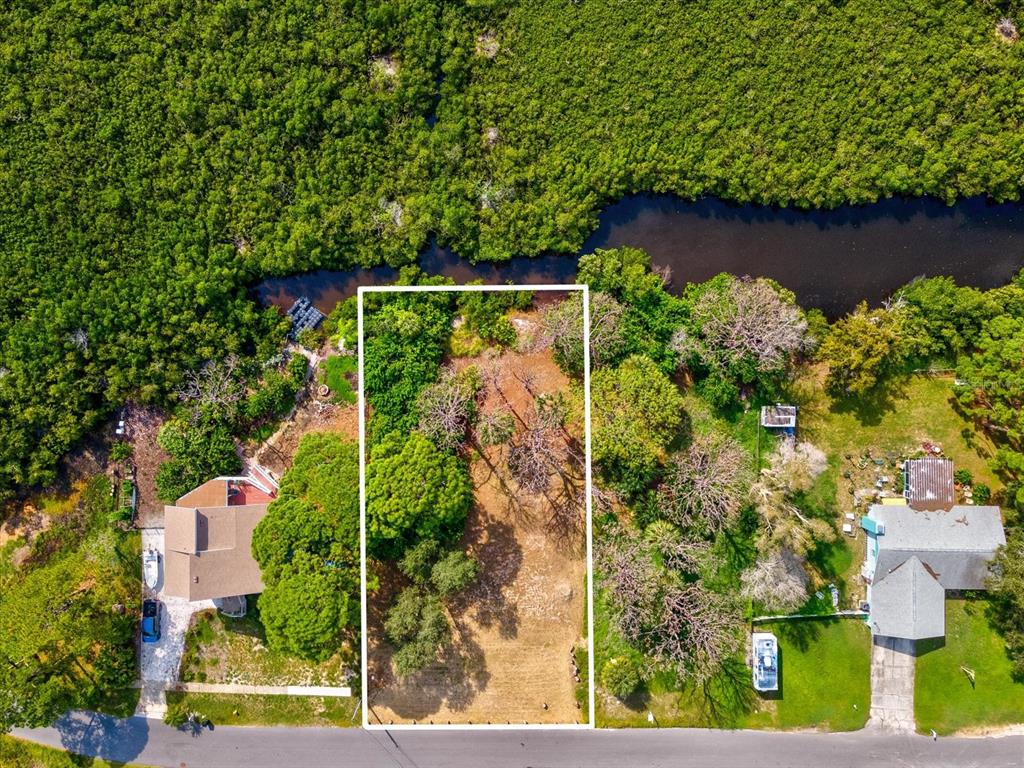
(868, 636, 916, 732)
(166, 682, 352, 697)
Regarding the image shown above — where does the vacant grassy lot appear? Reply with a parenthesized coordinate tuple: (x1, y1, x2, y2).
(165, 692, 357, 728)
(0, 735, 149, 768)
(794, 369, 999, 489)
(180, 602, 355, 688)
(916, 599, 1024, 735)
(597, 615, 870, 731)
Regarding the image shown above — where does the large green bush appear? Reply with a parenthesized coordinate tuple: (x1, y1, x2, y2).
(591, 354, 688, 496)
(365, 431, 473, 558)
(251, 433, 361, 658)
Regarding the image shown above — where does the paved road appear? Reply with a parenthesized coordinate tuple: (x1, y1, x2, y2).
(14, 711, 1024, 768)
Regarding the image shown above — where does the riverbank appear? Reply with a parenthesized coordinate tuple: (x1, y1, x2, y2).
(256, 195, 1024, 319)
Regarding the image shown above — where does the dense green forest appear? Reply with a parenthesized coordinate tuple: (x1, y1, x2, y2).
(2, 0, 1024, 499)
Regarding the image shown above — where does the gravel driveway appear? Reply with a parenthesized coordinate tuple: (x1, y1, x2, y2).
(136, 528, 214, 718)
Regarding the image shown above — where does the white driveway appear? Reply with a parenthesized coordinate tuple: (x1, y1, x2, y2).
(136, 528, 214, 719)
(867, 636, 916, 732)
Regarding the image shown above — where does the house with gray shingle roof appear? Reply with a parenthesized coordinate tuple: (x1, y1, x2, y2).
(861, 460, 1005, 642)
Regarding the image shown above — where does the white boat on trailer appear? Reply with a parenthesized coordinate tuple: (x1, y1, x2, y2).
(143, 548, 159, 591)
(751, 631, 779, 692)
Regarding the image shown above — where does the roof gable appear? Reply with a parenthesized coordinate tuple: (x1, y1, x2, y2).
(871, 556, 946, 640)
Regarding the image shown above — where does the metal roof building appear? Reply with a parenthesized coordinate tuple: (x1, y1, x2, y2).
(903, 458, 955, 512)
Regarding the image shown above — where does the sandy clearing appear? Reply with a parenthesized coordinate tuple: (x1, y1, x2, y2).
(367, 333, 587, 725)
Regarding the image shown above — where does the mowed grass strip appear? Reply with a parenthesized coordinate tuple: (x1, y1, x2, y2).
(164, 692, 358, 728)
(915, 599, 1024, 735)
(0, 735, 151, 768)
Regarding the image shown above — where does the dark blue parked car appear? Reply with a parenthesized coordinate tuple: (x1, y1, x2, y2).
(142, 599, 161, 644)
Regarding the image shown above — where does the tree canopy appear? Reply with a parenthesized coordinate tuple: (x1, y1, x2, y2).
(591, 354, 688, 496)
(365, 431, 473, 558)
(252, 433, 360, 659)
(4, 0, 1024, 499)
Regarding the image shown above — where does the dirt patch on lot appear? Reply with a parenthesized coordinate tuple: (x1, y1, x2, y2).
(123, 404, 171, 527)
(249, 392, 359, 478)
(0, 502, 49, 548)
(367, 335, 587, 725)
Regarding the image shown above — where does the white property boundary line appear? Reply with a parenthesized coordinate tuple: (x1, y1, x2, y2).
(358, 283, 595, 731)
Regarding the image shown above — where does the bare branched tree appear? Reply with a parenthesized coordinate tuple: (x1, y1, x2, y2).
(740, 547, 809, 614)
(772, 439, 828, 492)
(751, 439, 836, 557)
(416, 365, 479, 450)
(588, 292, 627, 367)
(541, 292, 625, 373)
(507, 424, 563, 494)
(69, 328, 88, 352)
(650, 584, 743, 685)
(176, 354, 243, 417)
(510, 363, 538, 396)
(598, 523, 742, 684)
(677, 276, 808, 372)
(596, 531, 661, 644)
(997, 17, 1019, 42)
(591, 483, 620, 515)
(659, 433, 750, 534)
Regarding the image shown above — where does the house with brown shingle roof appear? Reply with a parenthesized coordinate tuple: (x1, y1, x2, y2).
(164, 476, 276, 602)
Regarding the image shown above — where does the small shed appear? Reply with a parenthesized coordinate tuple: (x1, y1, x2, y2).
(760, 404, 797, 434)
(903, 458, 954, 512)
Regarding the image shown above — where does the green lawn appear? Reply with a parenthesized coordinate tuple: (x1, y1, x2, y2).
(165, 692, 359, 728)
(794, 370, 999, 490)
(0, 735, 150, 768)
(915, 598, 1024, 735)
(741, 619, 870, 731)
(180, 601, 355, 687)
(321, 355, 357, 404)
(596, 614, 870, 731)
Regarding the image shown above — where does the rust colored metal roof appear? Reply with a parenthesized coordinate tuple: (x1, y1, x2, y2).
(904, 458, 954, 512)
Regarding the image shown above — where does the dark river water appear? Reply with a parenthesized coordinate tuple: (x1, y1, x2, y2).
(255, 195, 1024, 317)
